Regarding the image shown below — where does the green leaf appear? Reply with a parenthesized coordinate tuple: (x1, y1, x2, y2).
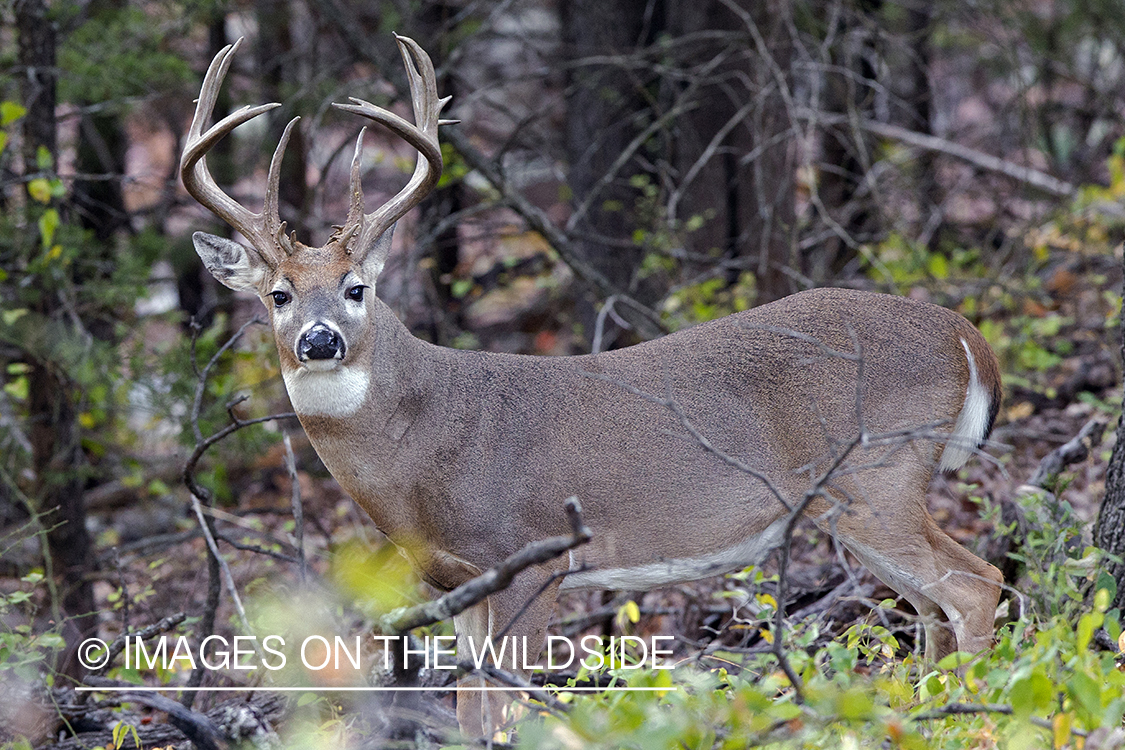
(38, 209, 60, 249)
(927, 252, 950, 279)
(450, 278, 474, 298)
(28, 178, 52, 204)
(36, 145, 53, 170)
(1010, 671, 1053, 719)
(0, 101, 27, 126)
(3, 376, 29, 402)
(836, 687, 875, 719)
(1068, 672, 1102, 725)
(2, 308, 28, 326)
(936, 651, 973, 671)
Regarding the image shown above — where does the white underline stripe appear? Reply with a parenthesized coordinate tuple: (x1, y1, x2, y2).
(76, 686, 673, 693)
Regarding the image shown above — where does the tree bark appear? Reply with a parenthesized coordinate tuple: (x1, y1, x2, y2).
(416, 6, 466, 345)
(1094, 273, 1125, 612)
(562, 0, 655, 345)
(667, 0, 796, 304)
(257, 0, 309, 238)
(17, 0, 97, 682)
(808, 0, 882, 283)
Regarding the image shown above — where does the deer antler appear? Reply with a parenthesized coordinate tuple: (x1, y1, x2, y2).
(180, 38, 298, 264)
(331, 34, 453, 256)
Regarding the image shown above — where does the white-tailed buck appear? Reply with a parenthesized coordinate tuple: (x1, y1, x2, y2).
(183, 35, 1003, 735)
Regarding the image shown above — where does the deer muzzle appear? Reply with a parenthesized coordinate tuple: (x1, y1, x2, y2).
(298, 323, 346, 362)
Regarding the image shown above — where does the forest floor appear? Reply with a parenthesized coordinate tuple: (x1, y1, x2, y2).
(4, 256, 1123, 747)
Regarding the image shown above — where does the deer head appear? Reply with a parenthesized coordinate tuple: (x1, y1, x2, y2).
(181, 34, 452, 385)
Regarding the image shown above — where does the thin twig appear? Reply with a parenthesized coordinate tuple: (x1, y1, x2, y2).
(283, 432, 309, 585)
(190, 493, 257, 651)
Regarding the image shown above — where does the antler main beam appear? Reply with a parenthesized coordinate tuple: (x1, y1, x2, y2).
(182, 35, 449, 262)
(180, 38, 298, 263)
(332, 33, 452, 255)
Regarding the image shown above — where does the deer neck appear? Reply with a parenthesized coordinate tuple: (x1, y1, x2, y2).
(284, 300, 455, 534)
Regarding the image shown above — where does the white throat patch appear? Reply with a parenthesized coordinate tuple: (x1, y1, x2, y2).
(282, 366, 369, 417)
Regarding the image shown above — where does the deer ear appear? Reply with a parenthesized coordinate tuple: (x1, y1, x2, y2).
(356, 226, 395, 281)
(192, 232, 268, 293)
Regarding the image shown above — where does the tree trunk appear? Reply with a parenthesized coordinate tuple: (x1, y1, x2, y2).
(257, 0, 309, 238)
(1094, 274, 1125, 611)
(808, 0, 882, 283)
(176, 19, 235, 329)
(904, 2, 939, 251)
(17, 0, 97, 682)
(416, 6, 466, 345)
(562, 0, 655, 346)
(667, 0, 796, 305)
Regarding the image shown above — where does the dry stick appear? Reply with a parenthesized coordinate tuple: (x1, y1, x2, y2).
(282, 432, 309, 585)
(214, 532, 299, 563)
(89, 612, 187, 678)
(379, 497, 591, 635)
(190, 493, 256, 649)
(84, 676, 227, 750)
(181, 318, 297, 705)
(794, 110, 1078, 199)
(1024, 417, 1106, 489)
(369, 498, 591, 725)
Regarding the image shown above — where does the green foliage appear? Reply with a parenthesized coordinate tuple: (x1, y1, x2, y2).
(58, 6, 193, 106)
(0, 570, 66, 683)
(662, 272, 756, 329)
(985, 483, 1105, 621)
(500, 463, 1124, 748)
(977, 314, 1068, 378)
(511, 604, 1122, 748)
(860, 232, 989, 288)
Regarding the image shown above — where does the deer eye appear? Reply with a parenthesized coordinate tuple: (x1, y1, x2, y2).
(271, 291, 290, 307)
(346, 285, 366, 302)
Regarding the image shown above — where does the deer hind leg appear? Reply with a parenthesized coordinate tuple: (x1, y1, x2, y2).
(454, 567, 562, 738)
(833, 499, 1002, 661)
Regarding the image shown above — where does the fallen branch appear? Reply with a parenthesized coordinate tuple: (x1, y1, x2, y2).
(911, 701, 1086, 737)
(1024, 417, 1107, 490)
(82, 677, 226, 750)
(89, 612, 186, 679)
(57, 679, 287, 750)
(379, 497, 591, 635)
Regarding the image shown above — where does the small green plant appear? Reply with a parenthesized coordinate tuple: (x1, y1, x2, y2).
(509, 460, 1123, 749)
(0, 570, 66, 683)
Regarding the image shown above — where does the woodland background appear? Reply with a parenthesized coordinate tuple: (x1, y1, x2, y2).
(4, 0, 1125, 747)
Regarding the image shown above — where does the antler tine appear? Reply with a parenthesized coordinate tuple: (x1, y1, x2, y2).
(330, 34, 446, 256)
(180, 38, 294, 262)
(265, 116, 301, 255)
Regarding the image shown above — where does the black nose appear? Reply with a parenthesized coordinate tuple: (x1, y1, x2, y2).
(299, 325, 344, 361)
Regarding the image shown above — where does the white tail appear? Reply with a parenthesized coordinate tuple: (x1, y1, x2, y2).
(182, 36, 1004, 736)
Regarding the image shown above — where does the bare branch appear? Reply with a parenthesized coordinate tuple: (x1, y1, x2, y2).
(442, 127, 667, 340)
(378, 498, 591, 635)
(1024, 417, 1106, 489)
(283, 432, 309, 584)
